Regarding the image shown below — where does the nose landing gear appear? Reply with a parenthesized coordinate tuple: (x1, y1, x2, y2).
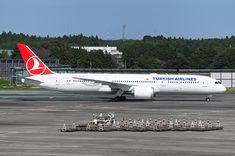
(206, 97, 210, 102)
(205, 95, 212, 102)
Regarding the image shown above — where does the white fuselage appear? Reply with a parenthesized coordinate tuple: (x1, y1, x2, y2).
(24, 73, 226, 97)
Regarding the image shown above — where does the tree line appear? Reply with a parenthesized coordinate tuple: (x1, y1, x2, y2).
(1, 31, 235, 69)
(117, 35, 235, 69)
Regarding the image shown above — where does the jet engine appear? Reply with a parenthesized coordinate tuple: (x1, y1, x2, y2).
(132, 86, 154, 99)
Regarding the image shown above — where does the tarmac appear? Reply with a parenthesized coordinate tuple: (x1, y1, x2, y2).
(0, 90, 235, 156)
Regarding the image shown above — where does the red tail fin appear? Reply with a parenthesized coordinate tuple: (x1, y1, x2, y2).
(17, 44, 54, 76)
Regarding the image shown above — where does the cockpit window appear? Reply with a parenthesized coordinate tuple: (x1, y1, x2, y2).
(215, 81, 221, 84)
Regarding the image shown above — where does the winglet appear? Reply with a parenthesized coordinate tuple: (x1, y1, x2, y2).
(17, 44, 54, 76)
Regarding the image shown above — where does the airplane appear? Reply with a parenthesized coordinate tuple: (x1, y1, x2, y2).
(17, 44, 226, 101)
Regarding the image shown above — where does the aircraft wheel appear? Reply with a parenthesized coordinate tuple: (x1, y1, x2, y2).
(113, 96, 126, 101)
(205, 97, 210, 102)
(119, 96, 126, 101)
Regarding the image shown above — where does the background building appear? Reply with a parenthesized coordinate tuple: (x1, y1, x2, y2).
(71, 46, 123, 67)
(0, 49, 13, 57)
(71, 46, 123, 56)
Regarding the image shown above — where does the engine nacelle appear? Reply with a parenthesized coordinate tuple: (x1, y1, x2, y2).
(98, 85, 112, 93)
(133, 86, 154, 99)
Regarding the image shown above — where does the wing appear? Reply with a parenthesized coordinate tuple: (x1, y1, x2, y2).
(72, 77, 133, 91)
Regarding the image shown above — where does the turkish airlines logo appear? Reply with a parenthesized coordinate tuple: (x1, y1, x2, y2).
(26, 56, 46, 75)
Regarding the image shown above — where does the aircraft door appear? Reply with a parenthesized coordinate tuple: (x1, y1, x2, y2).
(202, 81, 208, 88)
(55, 77, 60, 88)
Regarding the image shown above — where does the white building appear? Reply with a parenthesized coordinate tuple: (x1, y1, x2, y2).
(71, 46, 123, 56)
(0, 49, 13, 57)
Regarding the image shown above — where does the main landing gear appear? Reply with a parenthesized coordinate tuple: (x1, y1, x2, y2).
(112, 96, 126, 101)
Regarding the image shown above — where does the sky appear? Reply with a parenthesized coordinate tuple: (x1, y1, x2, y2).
(1, 0, 235, 39)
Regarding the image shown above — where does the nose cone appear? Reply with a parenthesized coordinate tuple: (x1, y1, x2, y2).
(220, 85, 227, 93)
